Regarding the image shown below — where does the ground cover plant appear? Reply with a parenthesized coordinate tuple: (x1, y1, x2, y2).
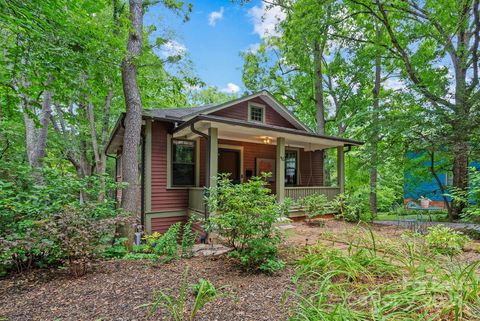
(289, 224, 480, 320)
(140, 267, 219, 320)
(206, 173, 286, 273)
(109, 219, 198, 262)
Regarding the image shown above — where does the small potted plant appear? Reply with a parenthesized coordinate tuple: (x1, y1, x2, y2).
(419, 196, 431, 209)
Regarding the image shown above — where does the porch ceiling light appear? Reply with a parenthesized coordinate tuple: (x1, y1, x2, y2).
(261, 136, 272, 144)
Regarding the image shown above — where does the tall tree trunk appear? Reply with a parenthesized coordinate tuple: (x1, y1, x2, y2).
(22, 88, 52, 183)
(314, 37, 328, 185)
(119, 0, 143, 241)
(313, 40, 326, 135)
(450, 56, 470, 220)
(370, 28, 382, 217)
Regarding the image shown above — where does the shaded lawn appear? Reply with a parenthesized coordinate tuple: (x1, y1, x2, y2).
(375, 211, 450, 222)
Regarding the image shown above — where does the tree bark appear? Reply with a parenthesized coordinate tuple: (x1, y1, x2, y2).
(313, 36, 329, 185)
(313, 39, 326, 135)
(22, 88, 52, 183)
(119, 0, 144, 241)
(370, 27, 382, 217)
(429, 148, 452, 216)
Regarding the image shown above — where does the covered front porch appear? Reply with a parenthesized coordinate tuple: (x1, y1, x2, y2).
(172, 114, 361, 216)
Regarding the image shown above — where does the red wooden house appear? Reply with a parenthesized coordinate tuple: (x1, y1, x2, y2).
(106, 91, 362, 234)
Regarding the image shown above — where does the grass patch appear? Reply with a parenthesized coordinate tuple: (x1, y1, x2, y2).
(376, 211, 449, 222)
(288, 226, 480, 320)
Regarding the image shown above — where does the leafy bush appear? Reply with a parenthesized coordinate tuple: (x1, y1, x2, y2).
(181, 218, 197, 258)
(330, 193, 370, 222)
(104, 237, 129, 259)
(425, 225, 470, 255)
(206, 173, 284, 273)
(298, 194, 330, 223)
(1, 206, 124, 276)
(154, 223, 181, 263)
(0, 162, 124, 276)
(451, 167, 480, 223)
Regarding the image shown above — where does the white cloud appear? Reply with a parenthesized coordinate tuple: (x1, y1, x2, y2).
(159, 40, 186, 58)
(244, 43, 261, 53)
(221, 83, 241, 94)
(208, 7, 224, 26)
(248, 3, 286, 38)
(384, 77, 406, 91)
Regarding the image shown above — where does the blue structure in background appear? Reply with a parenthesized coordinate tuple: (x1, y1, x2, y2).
(404, 172, 451, 202)
(403, 152, 479, 206)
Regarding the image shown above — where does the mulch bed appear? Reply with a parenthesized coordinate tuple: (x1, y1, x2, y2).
(0, 255, 296, 321)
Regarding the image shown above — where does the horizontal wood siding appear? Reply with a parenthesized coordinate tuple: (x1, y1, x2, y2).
(299, 150, 324, 186)
(151, 121, 188, 212)
(150, 216, 187, 234)
(211, 97, 297, 129)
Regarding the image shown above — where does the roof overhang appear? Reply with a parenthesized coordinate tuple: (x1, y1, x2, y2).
(173, 115, 363, 150)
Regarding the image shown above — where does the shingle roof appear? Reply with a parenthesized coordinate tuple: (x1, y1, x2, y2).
(143, 104, 215, 120)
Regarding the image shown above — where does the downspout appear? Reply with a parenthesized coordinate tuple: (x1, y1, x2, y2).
(106, 154, 118, 209)
(140, 132, 146, 229)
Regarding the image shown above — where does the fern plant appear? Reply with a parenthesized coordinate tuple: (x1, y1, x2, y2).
(181, 218, 197, 258)
(154, 222, 181, 262)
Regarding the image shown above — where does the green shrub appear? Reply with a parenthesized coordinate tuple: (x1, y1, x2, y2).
(451, 168, 480, 223)
(330, 193, 370, 222)
(154, 223, 181, 262)
(142, 232, 162, 253)
(181, 218, 197, 258)
(298, 194, 330, 222)
(425, 225, 470, 255)
(0, 161, 123, 275)
(124, 253, 158, 260)
(104, 237, 129, 258)
(206, 173, 284, 273)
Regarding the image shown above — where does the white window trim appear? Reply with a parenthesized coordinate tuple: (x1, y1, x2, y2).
(248, 102, 266, 124)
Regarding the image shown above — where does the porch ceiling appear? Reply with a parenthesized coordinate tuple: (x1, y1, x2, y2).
(173, 115, 363, 150)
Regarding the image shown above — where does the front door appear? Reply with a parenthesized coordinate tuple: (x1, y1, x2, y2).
(218, 148, 240, 184)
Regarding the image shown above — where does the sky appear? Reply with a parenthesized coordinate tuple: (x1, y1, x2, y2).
(144, 0, 286, 94)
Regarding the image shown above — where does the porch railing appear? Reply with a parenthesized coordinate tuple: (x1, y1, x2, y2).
(285, 186, 340, 201)
(188, 187, 206, 213)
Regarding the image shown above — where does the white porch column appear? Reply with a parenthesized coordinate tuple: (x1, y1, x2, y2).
(276, 137, 285, 202)
(208, 127, 218, 188)
(337, 146, 345, 193)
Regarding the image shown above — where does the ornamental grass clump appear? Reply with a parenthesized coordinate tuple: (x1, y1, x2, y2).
(206, 173, 285, 273)
(140, 267, 218, 320)
(289, 228, 480, 320)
